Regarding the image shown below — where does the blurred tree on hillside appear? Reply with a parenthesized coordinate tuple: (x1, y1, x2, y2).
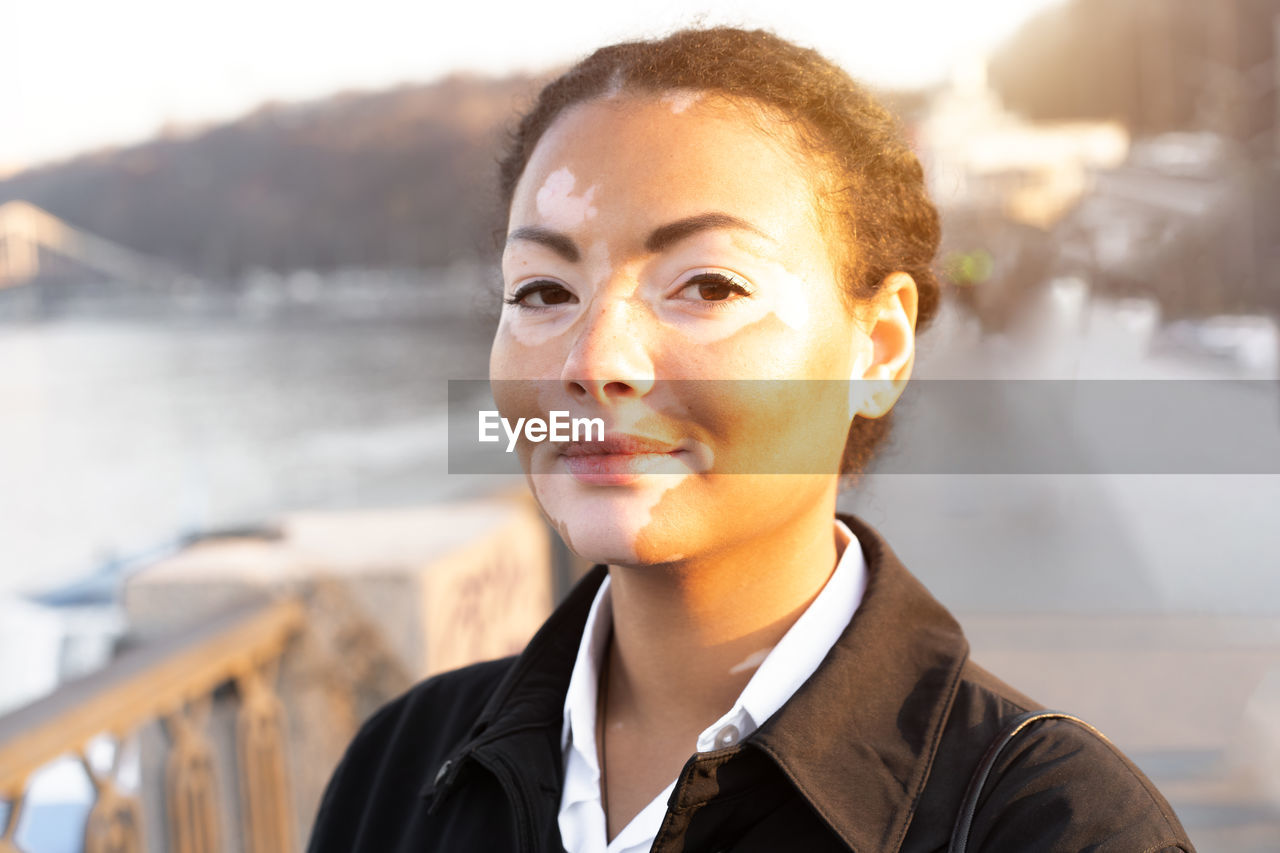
(0, 74, 543, 279)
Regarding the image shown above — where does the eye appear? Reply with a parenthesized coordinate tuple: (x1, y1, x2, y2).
(675, 271, 754, 306)
(505, 280, 577, 310)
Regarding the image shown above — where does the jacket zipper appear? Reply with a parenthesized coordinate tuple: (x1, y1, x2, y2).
(475, 750, 538, 852)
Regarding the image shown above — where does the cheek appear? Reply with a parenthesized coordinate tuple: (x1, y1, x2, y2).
(488, 377, 566, 437)
(531, 471, 691, 564)
(493, 310, 578, 352)
(675, 308, 847, 379)
(674, 319, 854, 476)
(491, 312, 582, 378)
(685, 385, 847, 476)
(762, 265, 814, 331)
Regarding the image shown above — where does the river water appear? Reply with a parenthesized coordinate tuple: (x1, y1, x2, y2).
(0, 309, 499, 596)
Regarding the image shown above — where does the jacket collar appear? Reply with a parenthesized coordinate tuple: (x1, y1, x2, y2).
(427, 559, 604, 802)
(433, 513, 969, 853)
(750, 512, 970, 852)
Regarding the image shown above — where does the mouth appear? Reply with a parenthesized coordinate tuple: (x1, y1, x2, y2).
(558, 434, 689, 485)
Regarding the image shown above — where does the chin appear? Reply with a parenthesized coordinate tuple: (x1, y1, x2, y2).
(530, 471, 700, 566)
(571, 537, 688, 570)
(541, 496, 650, 565)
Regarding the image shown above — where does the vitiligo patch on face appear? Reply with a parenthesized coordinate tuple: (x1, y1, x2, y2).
(660, 89, 703, 114)
(657, 233, 818, 346)
(768, 265, 813, 331)
(496, 305, 570, 349)
(585, 239, 613, 288)
(481, 375, 852, 569)
(535, 167, 598, 230)
(516, 399, 716, 567)
(529, 468, 678, 565)
(498, 238, 622, 349)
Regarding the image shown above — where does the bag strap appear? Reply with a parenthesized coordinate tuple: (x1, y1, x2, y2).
(947, 710, 1107, 853)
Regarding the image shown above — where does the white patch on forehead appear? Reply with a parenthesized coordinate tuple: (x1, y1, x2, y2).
(535, 167, 598, 230)
(660, 89, 703, 114)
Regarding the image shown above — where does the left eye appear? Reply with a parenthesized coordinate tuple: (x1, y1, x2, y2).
(678, 272, 752, 303)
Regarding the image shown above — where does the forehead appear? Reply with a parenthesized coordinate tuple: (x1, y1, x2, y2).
(509, 93, 824, 241)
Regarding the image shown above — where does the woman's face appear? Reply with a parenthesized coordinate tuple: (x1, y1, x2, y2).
(491, 92, 890, 567)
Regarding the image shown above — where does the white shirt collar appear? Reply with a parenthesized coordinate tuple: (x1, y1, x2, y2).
(558, 519, 868, 853)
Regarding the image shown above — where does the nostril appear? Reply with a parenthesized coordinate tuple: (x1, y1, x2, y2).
(603, 380, 637, 397)
(565, 376, 653, 403)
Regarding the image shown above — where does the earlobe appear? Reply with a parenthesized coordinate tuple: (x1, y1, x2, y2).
(850, 376, 902, 419)
(849, 272, 917, 419)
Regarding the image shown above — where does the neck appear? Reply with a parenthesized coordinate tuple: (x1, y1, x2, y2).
(603, 497, 843, 734)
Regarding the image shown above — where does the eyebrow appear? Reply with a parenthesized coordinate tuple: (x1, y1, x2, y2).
(645, 212, 774, 253)
(506, 226, 580, 263)
(505, 212, 774, 263)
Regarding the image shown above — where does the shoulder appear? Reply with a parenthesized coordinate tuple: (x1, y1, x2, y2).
(306, 656, 517, 852)
(368, 655, 516, 741)
(968, 711, 1194, 851)
(342, 654, 515, 772)
(917, 659, 1194, 852)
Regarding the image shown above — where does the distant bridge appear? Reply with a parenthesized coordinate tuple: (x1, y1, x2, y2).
(0, 200, 177, 288)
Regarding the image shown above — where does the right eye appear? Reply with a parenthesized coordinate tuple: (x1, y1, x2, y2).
(505, 281, 577, 309)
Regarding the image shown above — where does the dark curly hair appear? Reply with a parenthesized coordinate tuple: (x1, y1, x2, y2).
(497, 27, 942, 478)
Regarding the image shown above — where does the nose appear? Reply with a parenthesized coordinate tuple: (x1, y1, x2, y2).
(561, 296, 656, 403)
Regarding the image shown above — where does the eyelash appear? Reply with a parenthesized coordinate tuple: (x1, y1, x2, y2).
(503, 271, 754, 312)
(677, 271, 754, 310)
(504, 280, 575, 310)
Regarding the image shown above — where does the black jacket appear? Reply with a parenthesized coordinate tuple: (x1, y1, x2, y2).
(307, 513, 1195, 852)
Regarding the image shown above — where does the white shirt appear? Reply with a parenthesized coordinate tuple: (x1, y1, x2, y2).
(557, 519, 868, 853)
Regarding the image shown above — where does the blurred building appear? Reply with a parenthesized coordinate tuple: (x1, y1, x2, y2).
(918, 55, 1129, 228)
(989, 0, 1280, 161)
(929, 0, 1280, 337)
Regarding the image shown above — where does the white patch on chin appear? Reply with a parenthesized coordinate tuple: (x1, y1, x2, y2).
(528, 445, 711, 567)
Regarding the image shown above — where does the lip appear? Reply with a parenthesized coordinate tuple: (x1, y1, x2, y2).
(558, 433, 687, 485)
(560, 434, 681, 457)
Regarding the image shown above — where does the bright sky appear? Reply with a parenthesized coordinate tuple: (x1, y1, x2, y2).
(3, 0, 1064, 175)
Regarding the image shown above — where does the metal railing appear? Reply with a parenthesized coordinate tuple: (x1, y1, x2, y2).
(0, 598, 304, 853)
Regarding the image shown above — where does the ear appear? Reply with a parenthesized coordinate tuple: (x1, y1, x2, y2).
(851, 272, 917, 419)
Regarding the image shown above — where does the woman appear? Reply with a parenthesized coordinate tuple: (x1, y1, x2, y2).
(308, 28, 1195, 852)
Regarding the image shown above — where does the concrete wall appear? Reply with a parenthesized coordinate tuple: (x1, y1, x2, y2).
(122, 492, 553, 853)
